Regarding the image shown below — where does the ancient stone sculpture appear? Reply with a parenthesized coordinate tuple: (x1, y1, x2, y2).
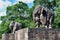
(33, 5, 54, 28)
(33, 5, 43, 28)
(9, 21, 22, 34)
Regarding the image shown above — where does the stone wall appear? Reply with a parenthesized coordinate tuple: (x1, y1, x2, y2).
(2, 33, 15, 40)
(2, 28, 60, 40)
(28, 28, 60, 40)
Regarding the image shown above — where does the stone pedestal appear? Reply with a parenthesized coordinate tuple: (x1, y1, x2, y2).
(15, 28, 60, 40)
(2, 28, 60, 40)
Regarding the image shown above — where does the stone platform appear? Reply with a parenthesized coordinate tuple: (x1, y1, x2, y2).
(2, 28, 60, 40)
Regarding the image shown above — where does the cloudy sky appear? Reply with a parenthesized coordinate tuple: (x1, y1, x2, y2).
(0, 0, 34, 16)
(0, 0, 34, 23)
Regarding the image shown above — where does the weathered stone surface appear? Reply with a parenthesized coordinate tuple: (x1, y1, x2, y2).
(15, 28, 28, 40)
(2, 28, 60, 40)
(15, 28, 60, 40)
(2, 33, 15, 40)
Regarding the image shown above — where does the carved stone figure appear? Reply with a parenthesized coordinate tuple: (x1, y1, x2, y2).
(33, 5, 43, 28)
(46, 9, 54, 28)
(33, 5, 54, 28)
(9, 21, 22, 34)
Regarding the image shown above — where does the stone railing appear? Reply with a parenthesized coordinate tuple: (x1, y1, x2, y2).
(2, 28, 60, 40)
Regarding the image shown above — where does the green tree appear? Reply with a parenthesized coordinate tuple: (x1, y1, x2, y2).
(54, 0, 60, 28)
(33, 0, 57, 10)
(0, 2, 29, 40)
(0, 1, 34, 34)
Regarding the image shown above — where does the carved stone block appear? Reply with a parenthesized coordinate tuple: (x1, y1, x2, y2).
(2, 33, 15, 40)
(2, 28, 60, 40)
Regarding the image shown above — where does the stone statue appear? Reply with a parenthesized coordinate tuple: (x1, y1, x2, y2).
(46, 9, 54, 28)
(9, 21, 22, 34)
(33, 5, 54, 28)
(33, 5, 43, 28)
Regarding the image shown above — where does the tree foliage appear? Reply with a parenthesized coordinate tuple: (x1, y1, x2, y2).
(53, 0, 60, 28)
(0, 1, 34, 34)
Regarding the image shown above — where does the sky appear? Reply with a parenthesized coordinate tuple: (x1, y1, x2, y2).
(0, 0, 34, 16)
(0, 0, 34, 23)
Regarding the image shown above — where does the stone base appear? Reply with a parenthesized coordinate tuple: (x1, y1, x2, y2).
(2, 33, 15, 40)
(2, 28, 60, 40)
(15, 28, 60, 40)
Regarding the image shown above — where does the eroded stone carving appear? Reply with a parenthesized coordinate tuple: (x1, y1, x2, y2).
(33, 5, 54, 28)
(9, 21, 22, 34)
